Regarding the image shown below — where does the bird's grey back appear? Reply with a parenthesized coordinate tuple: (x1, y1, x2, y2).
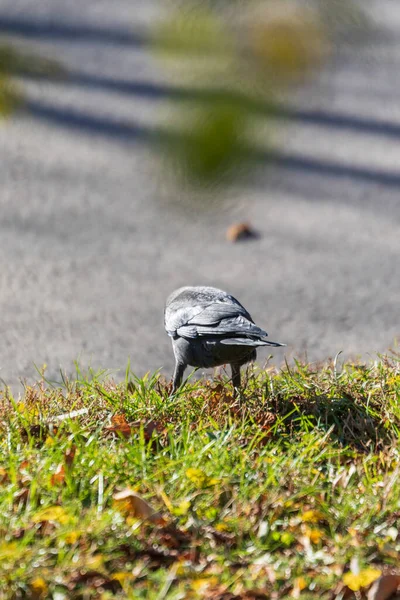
(164, 286, 253, 338)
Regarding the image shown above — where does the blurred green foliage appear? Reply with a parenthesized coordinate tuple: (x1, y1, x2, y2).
(0, 42, 63, 117)
(152, 0, 370, 187)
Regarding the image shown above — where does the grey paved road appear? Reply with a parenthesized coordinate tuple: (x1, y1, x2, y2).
(0, 0, 399, 389)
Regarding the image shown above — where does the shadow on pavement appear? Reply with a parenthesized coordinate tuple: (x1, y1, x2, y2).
(25, 99, 400, 189)
(0, 14, 147, 47)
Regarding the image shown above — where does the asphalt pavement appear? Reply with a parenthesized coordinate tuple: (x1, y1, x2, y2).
(0, 0, 399, 390)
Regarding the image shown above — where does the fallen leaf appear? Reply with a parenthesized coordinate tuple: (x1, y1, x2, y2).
(113, 489, 164, 523)
(112, 572, 133, 585)
(301, 510, 324, 523)
(32, 505, 70, 525)
(191, 577, 219, 592)
(105, 413, 132, 438)
(30, 576, 48, 599)
(305, 527, 324, 544)
(0, 467, 8, 483)
(226, 222, 258, 242)
(186, 468, 219, 488)
(64, 531, 80, 544)
(143, 420, 165, 441)
(292, 577, 307, 598)
(51, 463, 66, 486)
(343, 568, 382, 592)
(65, 445, 76, 467)
(367, 575, 400, 600)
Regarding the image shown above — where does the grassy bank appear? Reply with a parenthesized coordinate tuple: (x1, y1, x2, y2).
(0, 354, 399, 599)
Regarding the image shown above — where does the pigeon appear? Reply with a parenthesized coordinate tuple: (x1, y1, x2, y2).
(164, 286, 285, 393)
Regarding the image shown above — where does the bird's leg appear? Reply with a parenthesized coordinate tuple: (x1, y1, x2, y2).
(231, 363, 241, 396)
(171, 362, 186, 395)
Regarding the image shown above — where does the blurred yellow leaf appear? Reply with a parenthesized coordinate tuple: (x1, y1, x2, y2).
(343, 568, 382, 591)
(85, 554, 104, 570)
(215, 522, 230, 532)
(30, 577, 48, 599)
(32, 505, 70, 525)
(64, 530, 80, 544)
(301, 509, 324, 523)
(292, 576, 307, 598)
(173, 500, 191, 516)
(0, 541, 20, 561)
(191, 576, 219, 592)
(186, 468, 207, 487)
(186, 467, 219, 488)
(304, 527, 324, 544)
(112, 572, 132, 585)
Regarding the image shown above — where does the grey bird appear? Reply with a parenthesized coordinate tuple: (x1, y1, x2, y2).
(164, 286, 285, 393)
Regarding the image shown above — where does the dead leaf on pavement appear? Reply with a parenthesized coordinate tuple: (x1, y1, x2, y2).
(226, 222, 258, 243)
(367, 575, 400, 600)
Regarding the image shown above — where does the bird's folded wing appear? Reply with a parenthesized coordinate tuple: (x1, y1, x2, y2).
(177, 312, 268, 340)
(188, 302, 251, 325)
(165, 303, 209, 336)
(165, 301, 250, 336)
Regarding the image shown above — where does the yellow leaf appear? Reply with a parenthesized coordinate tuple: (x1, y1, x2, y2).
(0, 542, 20, 561)
(85, 554, 104, 569)
(30, 577, 48, 598)
(301, 510, 324, 523)
(112, 572, 132, 585)
(32, 506, 70, 524)
(64, 531, 80, 544)
(186, 468, 218, 488)
(305, 527, 324, 544)
(292, 576, 307, 598)
(173, 500, 191, 516)
(296, 577, 307, 591)
(343, 568, 382, 591)
(191, 576, 219, 592)
(186, 468, 207, 487)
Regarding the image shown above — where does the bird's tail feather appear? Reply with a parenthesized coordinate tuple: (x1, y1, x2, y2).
(220, 337, 285, 347)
